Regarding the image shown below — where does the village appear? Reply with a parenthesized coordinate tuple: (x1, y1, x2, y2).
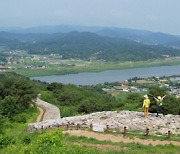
(0, 49, 76, 71)
(102, 76, 180, 98)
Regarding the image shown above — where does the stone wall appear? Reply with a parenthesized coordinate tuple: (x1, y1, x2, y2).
(35, 98, 60, 121)
(28, 111, 180, 134)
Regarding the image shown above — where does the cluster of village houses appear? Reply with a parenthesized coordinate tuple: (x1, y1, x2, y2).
(102, 77, 180, 98)
(0, 51, 75, 70)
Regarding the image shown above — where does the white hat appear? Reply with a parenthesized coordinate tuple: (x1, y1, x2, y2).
(144, 95, 148, 99)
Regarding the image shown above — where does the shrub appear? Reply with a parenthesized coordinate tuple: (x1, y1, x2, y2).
(0, 96, 20, 119)
(13, 114, 27, 123)
(37, 129, 66, 153)
(0, 134, 15, 149)
(0, 115, 5, 133)
(22, 136, 31, 145)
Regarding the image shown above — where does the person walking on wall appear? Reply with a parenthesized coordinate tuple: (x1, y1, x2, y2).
(153, 95, 166, 117)
(143, 95, 150, 118)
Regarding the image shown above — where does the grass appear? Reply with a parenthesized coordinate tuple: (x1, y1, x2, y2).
(3, 106, 39, 136)
(65, 134, 180, 154)
(105, 129, 180, 142)
(12, 58, 180, 77)
(1, 119, 180, 154)
(115, 92, 129, 100)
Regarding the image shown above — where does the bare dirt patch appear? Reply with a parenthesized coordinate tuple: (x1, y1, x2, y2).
(66, 130, 180, 146)
(36, 107, 44, 122)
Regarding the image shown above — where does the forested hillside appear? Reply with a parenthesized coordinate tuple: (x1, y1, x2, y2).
(97, 28, 180, 47)
(1, 31, 180, 61)
(1, 25, 180, 47)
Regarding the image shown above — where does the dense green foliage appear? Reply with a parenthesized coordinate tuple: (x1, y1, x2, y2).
(41, 82, 123, 117)
(0, 73, 37, 122)
(0, 52, 7, 64)
(148, 87, 180, 115)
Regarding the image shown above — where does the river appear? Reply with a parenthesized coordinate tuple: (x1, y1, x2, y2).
(31, 65, 180, 85)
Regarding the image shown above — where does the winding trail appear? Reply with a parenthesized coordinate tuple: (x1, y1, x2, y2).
(66, 130, 180, 146)
(35, 98, 60, 121)
(36, 107, 44, 122)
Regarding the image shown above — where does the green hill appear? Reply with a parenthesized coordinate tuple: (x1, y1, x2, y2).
(1, 31, 180, 61)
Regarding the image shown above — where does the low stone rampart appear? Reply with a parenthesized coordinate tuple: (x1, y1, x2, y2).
(28, 111, 180, 134)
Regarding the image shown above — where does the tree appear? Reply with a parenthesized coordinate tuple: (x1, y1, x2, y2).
(0, 115, 5, 133)
(126, 93, 142, 109)
(0, 96, 19, 119)
(13, 80, 37, 108)
(148, 86, 179, 115)
(148, 87, 167, 113)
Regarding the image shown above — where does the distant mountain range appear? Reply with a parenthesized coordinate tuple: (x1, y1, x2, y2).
(1, 25, 180, 48)
(0, 25, 103, 34)
(0, 25, 180, 61)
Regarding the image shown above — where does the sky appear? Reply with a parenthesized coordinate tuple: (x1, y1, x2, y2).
(0, 0, 180, 35)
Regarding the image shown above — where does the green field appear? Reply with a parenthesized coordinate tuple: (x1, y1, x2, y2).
(12, 57, 180, 77)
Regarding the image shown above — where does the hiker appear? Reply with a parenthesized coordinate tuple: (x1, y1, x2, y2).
(153, 95, 166, 117)
(143, 95, 150, 118)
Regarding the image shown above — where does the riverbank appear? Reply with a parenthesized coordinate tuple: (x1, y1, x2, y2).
(31, 65, 180, 85)
(14, 58, 180, 77)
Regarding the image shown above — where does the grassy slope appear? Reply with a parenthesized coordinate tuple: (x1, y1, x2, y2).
(3, 106, 39, 136)
(14, 58, 180, 77)
(66, 134, 180, 154)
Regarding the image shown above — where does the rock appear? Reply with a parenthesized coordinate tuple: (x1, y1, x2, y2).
(92, 124, 106, 132)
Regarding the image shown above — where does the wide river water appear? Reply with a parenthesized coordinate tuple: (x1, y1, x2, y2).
(31, 65, 180, 85)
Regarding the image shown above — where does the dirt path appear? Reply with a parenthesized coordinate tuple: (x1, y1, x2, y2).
(36, 107, 44, 122)
(66, 130, 180, 146)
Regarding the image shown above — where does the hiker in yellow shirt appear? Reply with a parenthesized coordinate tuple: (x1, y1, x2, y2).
(143, 95, 150, 118)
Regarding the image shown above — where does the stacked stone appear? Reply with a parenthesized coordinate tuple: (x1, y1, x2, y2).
(28, 111, 180, 134)
(36, 98, 60, 121)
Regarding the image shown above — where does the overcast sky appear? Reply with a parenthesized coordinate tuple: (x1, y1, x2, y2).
(0, 0, 179, 35)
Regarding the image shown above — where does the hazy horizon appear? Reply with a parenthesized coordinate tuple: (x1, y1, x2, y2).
(0, 0, 180, 35)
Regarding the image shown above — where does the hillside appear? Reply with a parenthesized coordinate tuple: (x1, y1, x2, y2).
(1, 25, 180, 48)
(1, 31, 180, 61)
(97, 28, 180, 48)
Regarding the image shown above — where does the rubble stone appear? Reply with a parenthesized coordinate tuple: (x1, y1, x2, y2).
(28, 111, 180, 134)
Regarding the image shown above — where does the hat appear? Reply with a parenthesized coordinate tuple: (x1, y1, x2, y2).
(144, 95, 148, 99)
(158, 96, 161, 100)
